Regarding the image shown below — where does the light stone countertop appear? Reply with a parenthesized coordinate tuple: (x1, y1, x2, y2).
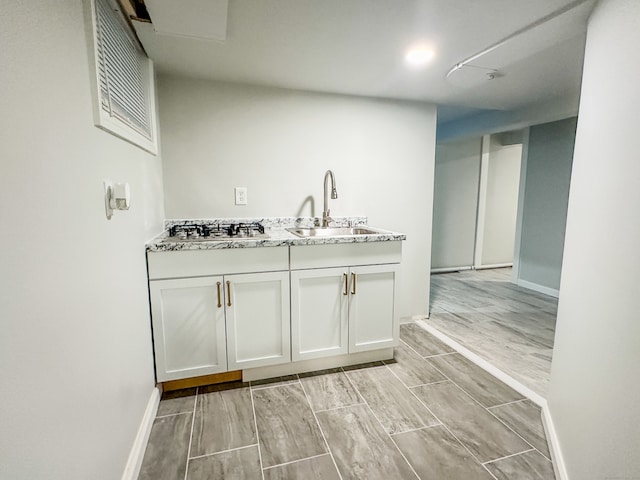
(145, 216, 406, 252)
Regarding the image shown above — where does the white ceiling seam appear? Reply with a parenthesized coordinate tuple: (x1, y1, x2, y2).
(144, 0, 228, 41)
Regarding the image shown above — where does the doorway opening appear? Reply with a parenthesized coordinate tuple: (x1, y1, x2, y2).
(426, 117, 577, 399)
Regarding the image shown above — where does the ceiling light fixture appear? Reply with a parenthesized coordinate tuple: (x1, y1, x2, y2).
(405, 45, 435, 67)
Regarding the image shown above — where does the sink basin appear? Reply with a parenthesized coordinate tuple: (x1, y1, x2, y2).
(286, 227, 383, 238)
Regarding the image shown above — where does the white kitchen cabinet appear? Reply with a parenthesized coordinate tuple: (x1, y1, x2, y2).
(290, 267, 349, 361)
(348, 264, 399, 353)
(290, 242, 401, 360)
(147, 247, 290, 382)
(150, 276, 227, 382)
(225, 271, 291, 370)
(148, 241, 401, 382)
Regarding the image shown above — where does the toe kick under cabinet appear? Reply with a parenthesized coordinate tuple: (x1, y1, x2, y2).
(147, 248, 291, 382)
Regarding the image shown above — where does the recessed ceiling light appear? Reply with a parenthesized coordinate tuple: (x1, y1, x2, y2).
(405, 46, 435, 67)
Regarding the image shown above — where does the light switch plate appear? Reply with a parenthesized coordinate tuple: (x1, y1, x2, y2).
(235, 187, 247, 205)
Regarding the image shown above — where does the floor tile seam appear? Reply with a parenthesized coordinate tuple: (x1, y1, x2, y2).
(261, 452, 333, 471)
(485, 409, 553, 462)
(537, 449, 553, 463)
(388, 423, 442, 437)
(354, 396, 420, 480)
(340, 369, 419, 480)
(381, 357, 450, 404)
(297, 378, 344, 480)
(396, 344, 510, 470)
(313, 402, 367, 414)
(405, 379, 490, 469)
(189, 443, 259, 460)
(436, 380, 536, 453)
(183, 387, 199, 480)
(486, 398, 529, 410)
(481, 447, 536, 465)
(250, 379, 301, 391)
(385, 425, 422, 480)
(398, 338, 419, 355)
(418, 355, 504, 410)
(422, 351, 457, 359)
(404, 379, 450, 389)
(248, 388, 267, 480)
(398, 337, 454, 360)
(479, 395, 540, 453)
(481, 463, 501, 480)
(155, 411, 194, 419)
(342, 365, 439, 433)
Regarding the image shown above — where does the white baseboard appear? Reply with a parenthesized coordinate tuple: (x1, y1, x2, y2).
(542, 403, 569, 480)
(431, 266, 473, 274)
(416, 320, 545, 406)
(516, 279, 560, 298)
(475, 263, 513, 270)
(121, 387, 160, 480)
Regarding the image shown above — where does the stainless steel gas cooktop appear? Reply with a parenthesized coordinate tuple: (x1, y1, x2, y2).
(167, 222, 267, 241)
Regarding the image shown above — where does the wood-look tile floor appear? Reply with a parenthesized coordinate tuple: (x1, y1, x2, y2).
(139, 324, 555, 480)
(428, 268, 558, 397)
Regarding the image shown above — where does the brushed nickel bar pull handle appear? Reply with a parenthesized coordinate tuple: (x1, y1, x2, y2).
(343, 273, 348, 296)
(351, 272, 356, 295)
(216, 282, 222, 308)
(226, 280, 232, 307)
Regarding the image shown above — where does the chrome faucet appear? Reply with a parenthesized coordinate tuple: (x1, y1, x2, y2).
(322, 170, 338, 227)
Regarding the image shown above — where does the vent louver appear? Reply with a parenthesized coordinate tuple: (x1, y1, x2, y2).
(95, 0, 153, 141)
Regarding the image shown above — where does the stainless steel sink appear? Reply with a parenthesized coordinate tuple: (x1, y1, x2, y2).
(286, 226, 383, 238)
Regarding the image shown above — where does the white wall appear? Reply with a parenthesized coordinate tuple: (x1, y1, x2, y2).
(547, 1, 640, 478)
(431, 133, 520, 271)
(516, 118, 576, 292)
(157, 76, 437, 318)
(480, 137, 522, 266)
(0, 2, 164, 479)
(431, 137, 481, 270)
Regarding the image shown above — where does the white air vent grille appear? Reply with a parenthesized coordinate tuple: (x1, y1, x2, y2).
(95, 0, 153, 141)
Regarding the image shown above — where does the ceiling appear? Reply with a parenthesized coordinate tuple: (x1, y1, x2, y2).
(131, 0, 595, 124)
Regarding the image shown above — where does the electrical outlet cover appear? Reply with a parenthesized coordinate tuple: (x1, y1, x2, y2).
(235, 187, 247, 205)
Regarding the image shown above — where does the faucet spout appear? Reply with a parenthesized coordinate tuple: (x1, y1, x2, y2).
(322, 170, 338, 227)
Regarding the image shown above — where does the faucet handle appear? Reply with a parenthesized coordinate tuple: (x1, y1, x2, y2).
(322, 211, 332, 227)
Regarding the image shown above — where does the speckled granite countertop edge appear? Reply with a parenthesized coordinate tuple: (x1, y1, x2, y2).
(146, 216, 406, 252)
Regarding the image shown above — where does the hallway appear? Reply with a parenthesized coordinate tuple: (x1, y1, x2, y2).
(427, 268, 557, 398)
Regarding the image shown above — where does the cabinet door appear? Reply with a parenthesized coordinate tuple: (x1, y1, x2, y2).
(150, 276, 227, 382)
(291, 268, 349, 361)
(348, 264, 399, 353)
(225, 271, 291, 370)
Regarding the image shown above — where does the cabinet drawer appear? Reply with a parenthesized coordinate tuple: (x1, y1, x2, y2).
(290, 241, 402, 270)
(148, 247, 289, 279)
